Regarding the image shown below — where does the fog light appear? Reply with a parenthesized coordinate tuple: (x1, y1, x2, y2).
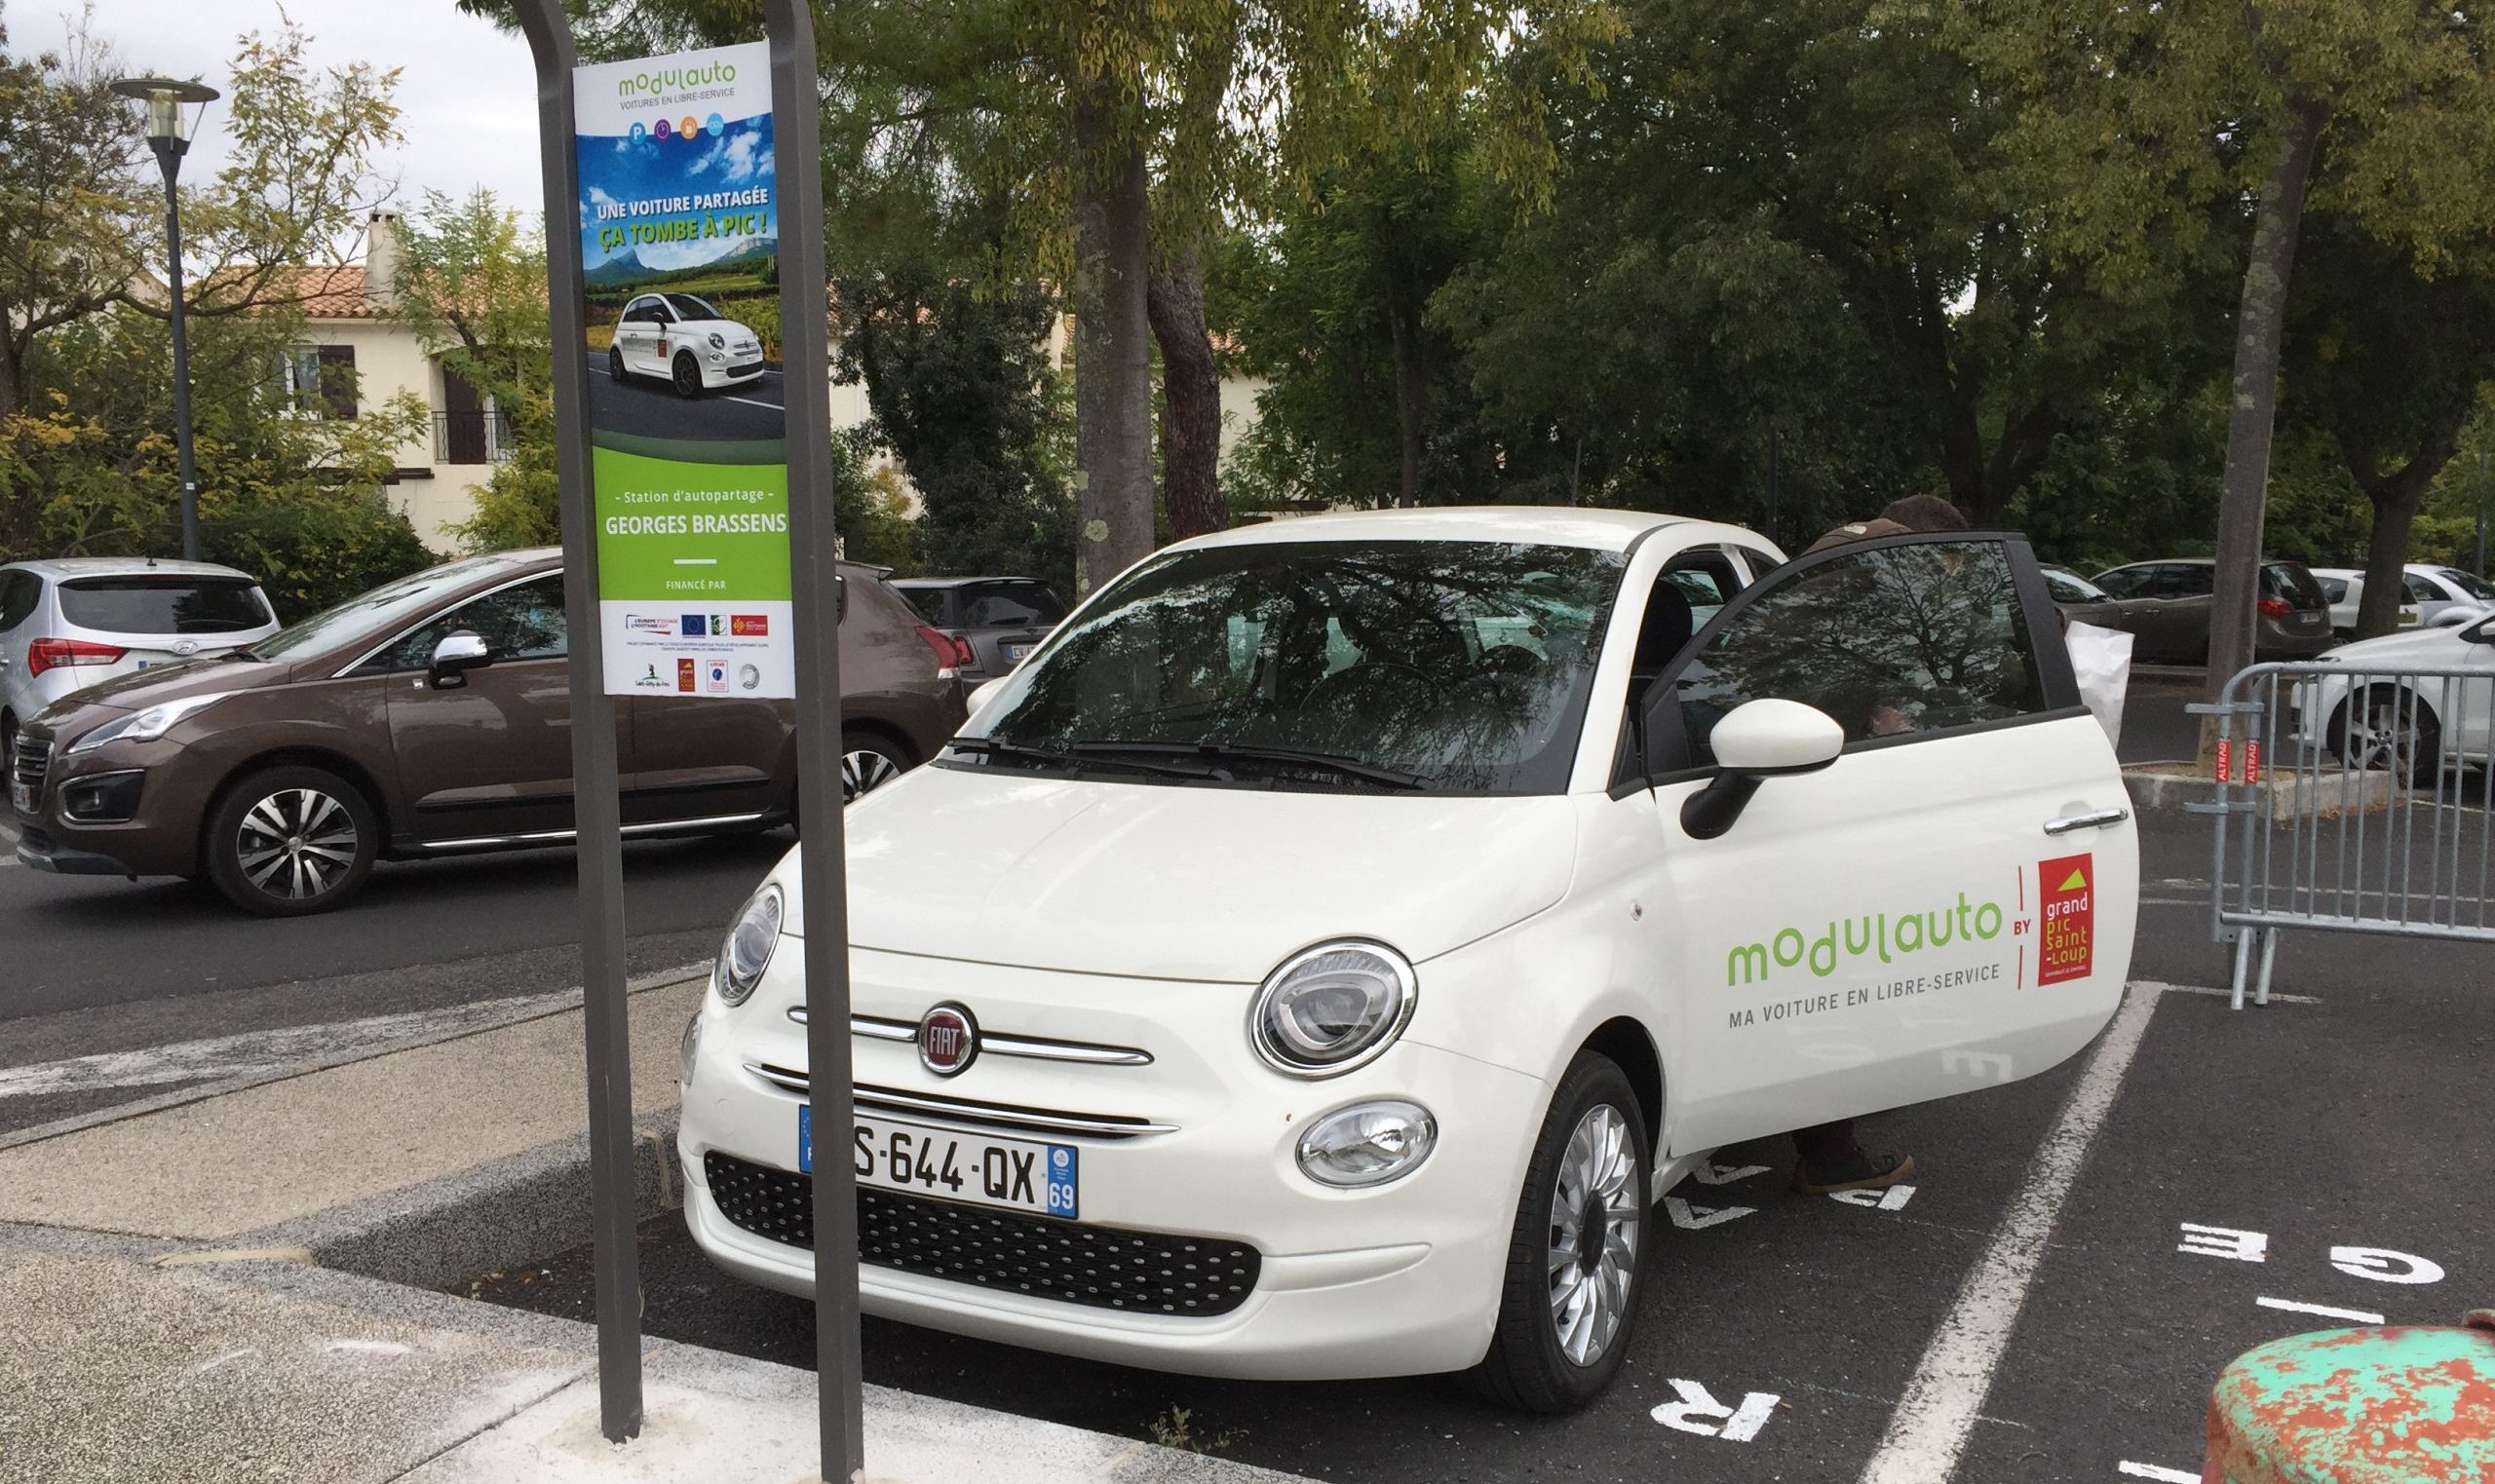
(679, 1011, 702, 1083)
(1295, 1100, 1436, 1188)
(61, 769, 144, 823)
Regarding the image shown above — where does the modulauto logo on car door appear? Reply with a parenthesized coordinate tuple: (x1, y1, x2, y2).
(2036, 853, 2094, 985)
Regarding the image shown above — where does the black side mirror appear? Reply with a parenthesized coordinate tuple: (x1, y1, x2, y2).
(428, 630, 492, 689)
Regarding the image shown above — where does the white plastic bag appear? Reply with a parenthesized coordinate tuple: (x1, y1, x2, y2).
(2064, 620, 2133, 750)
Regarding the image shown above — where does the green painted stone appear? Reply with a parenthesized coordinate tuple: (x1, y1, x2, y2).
(2206, 1315, 2495, 1484)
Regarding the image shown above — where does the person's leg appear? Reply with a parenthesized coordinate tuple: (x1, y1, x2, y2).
(1790, 1119, 1913, 1194)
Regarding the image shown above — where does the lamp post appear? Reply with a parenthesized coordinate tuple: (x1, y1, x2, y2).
(111, 77, 220, 562)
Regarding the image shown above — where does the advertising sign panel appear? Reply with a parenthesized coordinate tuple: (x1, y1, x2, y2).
(571, 42, 791, 697)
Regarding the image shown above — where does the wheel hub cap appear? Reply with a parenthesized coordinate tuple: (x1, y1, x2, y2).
(1546, 1104, 1640, 1368)
(237, 788, 357, 901)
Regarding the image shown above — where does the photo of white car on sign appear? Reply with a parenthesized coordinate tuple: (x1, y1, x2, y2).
(673, 507, 2139, 1413)
(606, 291, 765, 397)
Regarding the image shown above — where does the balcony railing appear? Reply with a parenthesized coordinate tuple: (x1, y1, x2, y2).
(433, 409, 515, 466)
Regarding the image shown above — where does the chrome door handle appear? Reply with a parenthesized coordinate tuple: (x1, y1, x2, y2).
(2044, 808, 2130, 836)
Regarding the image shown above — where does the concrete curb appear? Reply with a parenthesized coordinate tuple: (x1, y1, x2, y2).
(2124, 763, 2395, 819)
(225, 1109, 686, 1294)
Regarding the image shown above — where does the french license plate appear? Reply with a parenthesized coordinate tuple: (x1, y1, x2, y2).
(1004, 642, 1031, 662)
(9, 780, 30, 816)
(800, 1106, 1077, 1219)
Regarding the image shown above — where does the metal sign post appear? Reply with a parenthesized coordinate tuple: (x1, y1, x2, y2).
(515, 2, 860, 1467)
(756, 4, 867, 1476)
(511, 0, 641, 1442)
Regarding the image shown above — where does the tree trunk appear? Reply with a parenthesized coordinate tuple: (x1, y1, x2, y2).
(2204, 100, 2324, 757)
(1147, 242, 1226, 540)
(1070, 87, 1156, 597)
(1386, 298, 1429, 509)
(2346, 407, 2470, 638)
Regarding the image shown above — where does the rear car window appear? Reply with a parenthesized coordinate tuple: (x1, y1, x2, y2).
(2260, 563, 2325, 607)
(58, 576, 271, 634)
(897, 588, 950, 625)
(958, 581, 1067, 627)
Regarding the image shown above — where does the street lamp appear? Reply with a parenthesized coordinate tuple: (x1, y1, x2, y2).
(111, 76, 220, 562)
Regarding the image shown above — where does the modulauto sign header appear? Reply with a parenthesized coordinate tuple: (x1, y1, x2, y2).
(571, 41, 793, 698)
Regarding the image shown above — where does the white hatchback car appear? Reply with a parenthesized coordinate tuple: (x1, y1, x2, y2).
(606, 291, 765, 397)
(0, 558, 278, 771)
(676, 509, 2138, 1410)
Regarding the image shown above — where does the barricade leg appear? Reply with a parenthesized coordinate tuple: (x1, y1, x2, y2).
(2230, 931, 2255, 1012)
(2253, 930, 2278, 1008)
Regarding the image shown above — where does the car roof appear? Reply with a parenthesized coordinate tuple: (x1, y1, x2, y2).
(1163, 506, 1722, 555)
(2, 556, 263, 582)
(891, 576, 1044, 589)
(2310, 567, 2361, 579)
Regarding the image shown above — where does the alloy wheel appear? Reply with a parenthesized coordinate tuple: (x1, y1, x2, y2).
(841, 747, 900, 803)
(236, 787, 360, 902)
(1545, 1103, 1642, 1367)
(672, 354, 700, 397)
(2348, 694, 2439, 785)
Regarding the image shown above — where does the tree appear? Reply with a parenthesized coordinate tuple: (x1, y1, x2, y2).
(0, 6, 137, 421)
(1960, 0, 2495, 713)
(833, 258, 1076, 591)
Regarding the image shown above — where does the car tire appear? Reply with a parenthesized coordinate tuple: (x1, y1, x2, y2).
(204, 765, 379, 917)
(1, 711, 16, 779)
(840, 728, 912, 804)
(1468, 1050, 1652, 1414)
(608, 344, 628, 382)
(672, 351, 703, 399)
(2331, 687, 2443, 787)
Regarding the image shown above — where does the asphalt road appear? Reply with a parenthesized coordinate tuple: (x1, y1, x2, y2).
(472, 812, 2495, 1484)
(587, 353, 786, 444)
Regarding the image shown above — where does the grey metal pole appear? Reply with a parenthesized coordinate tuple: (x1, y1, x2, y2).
(2476, 449, 2487, 580)
(758, 4, 864, 1477)
(510, 0, 642, 1443)
(151, 140, 202, 562)
(1764, 423, 1779, 545)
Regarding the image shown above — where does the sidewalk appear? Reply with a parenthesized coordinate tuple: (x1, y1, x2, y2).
(0, 977, 1312, 1484)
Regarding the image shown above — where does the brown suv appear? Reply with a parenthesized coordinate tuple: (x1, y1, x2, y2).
(7, 548, 964, 915)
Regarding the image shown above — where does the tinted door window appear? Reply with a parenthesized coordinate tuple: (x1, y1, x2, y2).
(57, 577, 272, 634)
(2149, 565, 2214, 599)
(2093, 567, 2152, 598)
(2402, 574, 2440, 604)
(0, 572, 39, 631)
(381, 576, 567, 671)
(1668, 540, 2048, 764)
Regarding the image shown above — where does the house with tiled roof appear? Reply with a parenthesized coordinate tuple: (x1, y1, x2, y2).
(254, 211, 510, 552)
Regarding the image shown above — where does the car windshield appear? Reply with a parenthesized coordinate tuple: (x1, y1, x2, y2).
(959, 539, 1626, 795)
(2437, 568, 2495, 600)
(248, 556, 515, 663)
(959, 580, 1066, 626)
(664, 293, 723, 321)
(57, 576, 271, 634)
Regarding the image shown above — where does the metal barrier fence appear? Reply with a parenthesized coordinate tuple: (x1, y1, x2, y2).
(2194, 660, 2495, 1008)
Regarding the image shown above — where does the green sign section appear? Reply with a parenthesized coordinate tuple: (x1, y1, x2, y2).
(592, 443, 792, 602)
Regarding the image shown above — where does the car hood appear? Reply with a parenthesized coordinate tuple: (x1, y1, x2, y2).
(677, 319, 756, 340)
(776, 765, 1580, 982)
(32, 653, 290, 724)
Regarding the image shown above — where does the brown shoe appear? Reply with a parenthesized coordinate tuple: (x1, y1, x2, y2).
(1791, 1151, 1915, 1196)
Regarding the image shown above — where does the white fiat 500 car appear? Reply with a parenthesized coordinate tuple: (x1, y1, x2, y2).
(606, 291, 765, 397)
(677, 509, 2138, 1410)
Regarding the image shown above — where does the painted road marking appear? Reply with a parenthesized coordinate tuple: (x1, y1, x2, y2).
(0, 990, 578, 1098)
(2256, 1296, 2384, 1324)
(1855, 980, 2165, 1484)
(1829, 1184, 1916, 1211)
(1652, 1380, 1781, 1442)
(2118, 1464, 2198, 1483)
(1690, 1161, 1769, 1186)
(2178, 1223, 2268, 1262)
(2330, 1246, 2443, 1284)
(1664, 1196, 1754, 1230)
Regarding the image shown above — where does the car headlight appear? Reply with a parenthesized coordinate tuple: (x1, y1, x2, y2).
(67, 692, 234, 755)
(712, 883, 784, 1007)
(708, 331, 726, 349)
(1296, 1099, 1438, 1187)
(1248, 940, 1415, 1077)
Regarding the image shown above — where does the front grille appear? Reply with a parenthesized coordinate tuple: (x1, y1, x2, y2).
(703, 1152, 1261, 1316)
(10, 737, 50, 807)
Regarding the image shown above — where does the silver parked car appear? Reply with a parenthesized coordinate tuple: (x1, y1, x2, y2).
(0, 558, 280, 770)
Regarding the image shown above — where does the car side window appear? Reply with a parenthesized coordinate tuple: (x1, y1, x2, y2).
(2402, 574, 2439, 603)
(2093, 567, 2147, 598)
(2158, 565, 2215, 598)
(378, 576, 567, 672)
(0, 571, 39, 631)
(1665, 540, 2049, 766)
(2319, 577, 2349, 604)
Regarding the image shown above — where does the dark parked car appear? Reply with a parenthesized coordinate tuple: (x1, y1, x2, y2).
(2087, 557, 2333, 665)
(9, 549, 964, 915)
(889, 576, 1067, 679)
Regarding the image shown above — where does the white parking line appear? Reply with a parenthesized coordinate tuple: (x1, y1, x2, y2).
(2119, 1465, 2198, 1483)
(1856, 980, 2167, 1484)
(2256, 1296, 2383, 1324)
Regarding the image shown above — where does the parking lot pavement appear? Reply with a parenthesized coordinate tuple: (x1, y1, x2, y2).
(470, 817, 2495, 1484)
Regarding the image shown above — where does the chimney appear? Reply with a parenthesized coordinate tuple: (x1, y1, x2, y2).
(365, 208, 403, 308)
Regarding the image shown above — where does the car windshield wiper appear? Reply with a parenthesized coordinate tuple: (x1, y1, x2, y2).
(946, 737, 1214, 781)
(1068, 739, 1426, 790)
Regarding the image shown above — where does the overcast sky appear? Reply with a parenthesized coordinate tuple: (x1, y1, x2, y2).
(15, 0, 548, 216)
